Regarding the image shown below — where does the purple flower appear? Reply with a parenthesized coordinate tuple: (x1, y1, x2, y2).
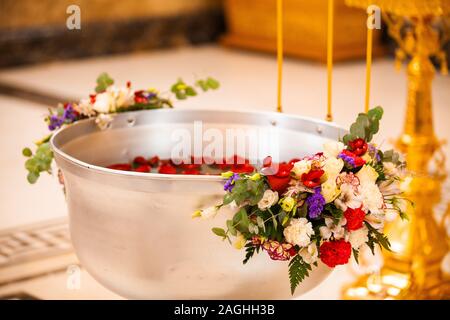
(224, 173, 240, 192)
(338, 152, 357, 168)
(368, 144, 381, 162)
(48, 104, 78, 131)
(306, 187, 325, 219)
(48, 115, 64, 131)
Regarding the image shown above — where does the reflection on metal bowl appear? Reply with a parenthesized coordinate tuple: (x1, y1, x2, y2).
(51, 109, 345, 299)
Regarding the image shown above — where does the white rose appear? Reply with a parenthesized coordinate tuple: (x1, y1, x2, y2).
(323, 157, 344, 179)
(356, 165, 379, 185)
(257, 190, 279, 210)
(283, 218, 314, 247)
(299, 243, 319, 264)
(323, 141, 345, 158)
(359, 182, 384, 214)
(348, 226, 369, 249)
(292, 159, 311, 178)
(93, 92, 113, 113)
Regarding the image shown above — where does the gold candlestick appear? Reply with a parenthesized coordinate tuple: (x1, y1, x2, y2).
(343, 0, 450, 299)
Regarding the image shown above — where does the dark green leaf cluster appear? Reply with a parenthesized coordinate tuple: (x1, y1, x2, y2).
(289, 255, 311, 294)
(365, 221, 391, 254)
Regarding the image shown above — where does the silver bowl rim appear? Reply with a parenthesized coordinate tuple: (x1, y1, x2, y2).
(50, 108, 346, 182)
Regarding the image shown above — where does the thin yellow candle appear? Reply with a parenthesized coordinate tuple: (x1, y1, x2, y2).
(276, 0, 283, 113)
(365, 26, 373, 113)
(326, 0, 334, 122)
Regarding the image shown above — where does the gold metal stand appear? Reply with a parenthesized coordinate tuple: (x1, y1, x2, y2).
(343, 1, 450, 299)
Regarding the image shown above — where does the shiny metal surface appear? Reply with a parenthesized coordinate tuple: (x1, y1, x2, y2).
(51, 109, 346, 299)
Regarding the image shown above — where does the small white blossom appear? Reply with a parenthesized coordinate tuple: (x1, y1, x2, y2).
(383, 162, 399, 177)
(95, 113, 114, 130)
(257, 190, 279, 210)
(365, 212, 385, 230)
(320, 217, 347, 240)
(299, 243, 319, 264)
(283, 218, 314, 247)
(323, 141, 345, 158)
(334, 183, 363, 211)
(74, 99, 95, 117)
(200, 206, 219, 219)
(348, 226, 369, 249)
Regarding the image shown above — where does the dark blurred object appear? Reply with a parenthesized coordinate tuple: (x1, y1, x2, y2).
(0, 0, 225, 68)
(222, 0, 387, 62)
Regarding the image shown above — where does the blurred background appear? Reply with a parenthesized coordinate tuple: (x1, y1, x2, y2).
(0, 0, 449, 300)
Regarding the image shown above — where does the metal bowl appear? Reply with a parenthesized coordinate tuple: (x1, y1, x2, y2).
(51, 109, 345, 299)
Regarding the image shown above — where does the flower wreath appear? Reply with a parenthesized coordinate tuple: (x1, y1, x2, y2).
(193, 107, 411, 295)
(22, 73, 219, 183)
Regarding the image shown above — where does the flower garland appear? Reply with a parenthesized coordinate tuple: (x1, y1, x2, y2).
(22, 73, 219, 184)
(194, 107, 411, 295)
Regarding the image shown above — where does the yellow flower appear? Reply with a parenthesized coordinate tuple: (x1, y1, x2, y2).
(192, 210, 202, 218)
(233, 233, 246, 250)
(279, 197, 296, 212)
(221, 171, 234, 178)
(321, 179, 340, 203)
(356, 165, 379, 185)
(249, 173, 261, 181)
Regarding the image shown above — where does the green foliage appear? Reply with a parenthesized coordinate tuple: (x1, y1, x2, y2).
(196, 77, 220, 91)
(24, 142, 54, 184)
(212, 227, 227, 238)
(243, 242, 260, 264)
(382, 149, 403, 166)
(365, 222, 391, 254)
(352, 248, 360, 264)
(95, 72, 114, 93)
(222, 177, 265, 207)
(288, 255, 312, 295)
(171, 79, 197, 100)
(343, 106, 384, 144)
(323, 203, 343, 224)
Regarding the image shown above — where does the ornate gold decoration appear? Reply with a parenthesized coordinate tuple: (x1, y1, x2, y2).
(343, 0, 450, 299)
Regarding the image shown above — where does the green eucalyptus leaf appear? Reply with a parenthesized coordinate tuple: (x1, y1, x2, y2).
(95, 72, 114, 93)
(22, 148, 32, 157)
(212, 227, 227, 238)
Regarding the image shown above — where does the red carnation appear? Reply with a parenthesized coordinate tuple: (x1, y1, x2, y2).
(340, 150, 366, 167)
(319, 240, 352, 268)
(262, 241, 296, 261)
(158, 164, 177, 174)
(301, 169, 325, 188)
(344, 206, 366, 231)
(348, 138, 368, 156)
(263, 158, 294, 193)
